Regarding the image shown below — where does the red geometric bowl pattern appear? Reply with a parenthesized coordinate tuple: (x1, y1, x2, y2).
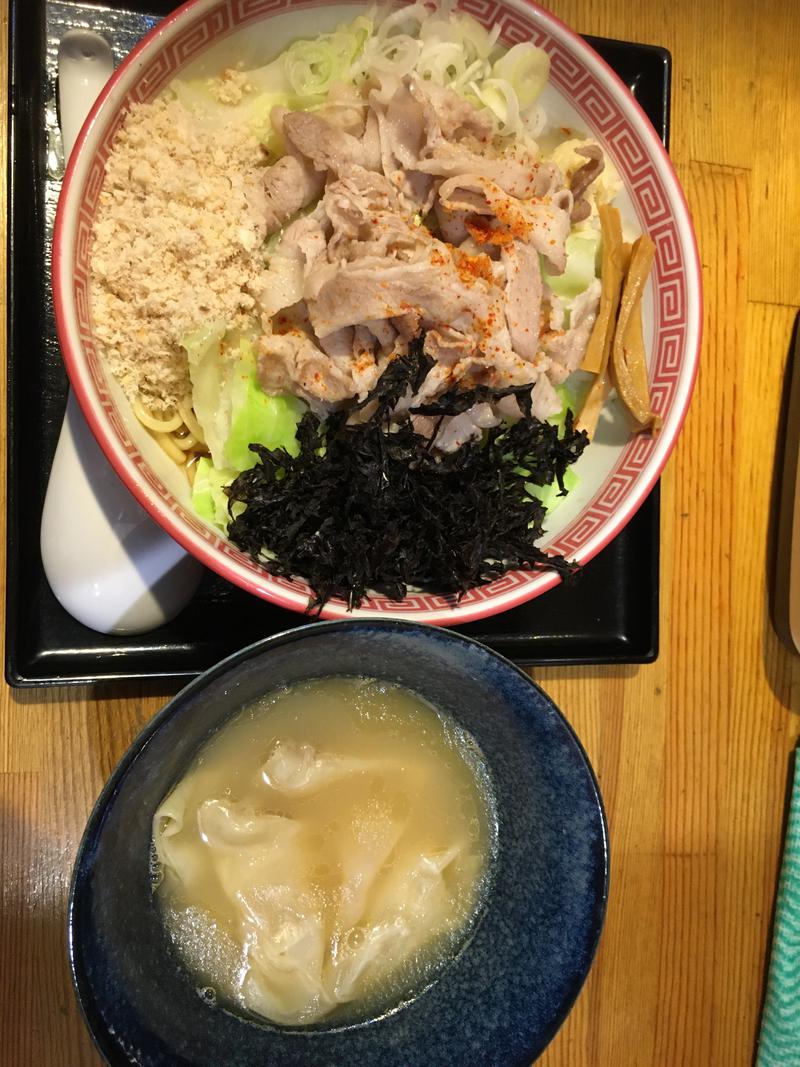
(58, 0, 700, 622)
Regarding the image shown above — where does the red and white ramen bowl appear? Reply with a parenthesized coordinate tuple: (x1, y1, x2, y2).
(53, 0, 701, 624)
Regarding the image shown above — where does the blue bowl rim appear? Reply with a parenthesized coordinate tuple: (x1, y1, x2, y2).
(67, 619, 610, 1066)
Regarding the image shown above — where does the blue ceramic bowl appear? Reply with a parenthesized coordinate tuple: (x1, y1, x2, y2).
(69, 621, 608, 1066)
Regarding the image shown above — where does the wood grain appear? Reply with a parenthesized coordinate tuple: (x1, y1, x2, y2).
(3, 0, 800, 1064)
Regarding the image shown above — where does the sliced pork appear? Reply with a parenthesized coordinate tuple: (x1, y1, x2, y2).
(282, 111, 374, 175)
(545, 279, 601, 382)
(414, 142, 543, 199)
(280, 210, 329, 278)
(438, 174, 572, 272)
(423, 325, 476, 366)
(262, 155, 324, 236)
(501, 241, 543, 361)
(412, 80, 493, 143)
(433, 402, 501, 452)
(259, 330, 360, 405)
(569, 145, 604, 223)
(373, 82, 427, 169)
(306, 248, 511, 366)
(324, 165, 423, 263)
(256, 76, 598, 437)
(530, 371, 563, 420)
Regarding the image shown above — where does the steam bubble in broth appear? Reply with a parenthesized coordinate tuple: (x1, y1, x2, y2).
(152, 677, 496, 1026)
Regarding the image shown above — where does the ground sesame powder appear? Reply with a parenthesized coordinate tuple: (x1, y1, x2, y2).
(90, 93, 267, 413)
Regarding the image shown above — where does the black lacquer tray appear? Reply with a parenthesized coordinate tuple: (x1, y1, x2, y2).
(5, 0, 670, 686)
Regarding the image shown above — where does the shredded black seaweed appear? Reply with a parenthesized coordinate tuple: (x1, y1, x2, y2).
(226, 338, 589, 612)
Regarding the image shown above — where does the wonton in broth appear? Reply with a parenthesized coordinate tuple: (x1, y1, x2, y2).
(152, 677, 495, 1025)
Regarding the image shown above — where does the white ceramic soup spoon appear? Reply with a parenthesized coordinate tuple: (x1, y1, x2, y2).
(40, 31, 203, 635)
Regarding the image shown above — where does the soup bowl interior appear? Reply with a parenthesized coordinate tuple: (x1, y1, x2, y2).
(53, 0, 700, 623)
(69, 621, 608, 1067)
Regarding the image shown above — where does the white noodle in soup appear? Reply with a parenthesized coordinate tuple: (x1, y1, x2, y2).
(152, 677, 495, 1026)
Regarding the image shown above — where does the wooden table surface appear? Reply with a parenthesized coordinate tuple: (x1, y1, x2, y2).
(3, 0, 800, 1063)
